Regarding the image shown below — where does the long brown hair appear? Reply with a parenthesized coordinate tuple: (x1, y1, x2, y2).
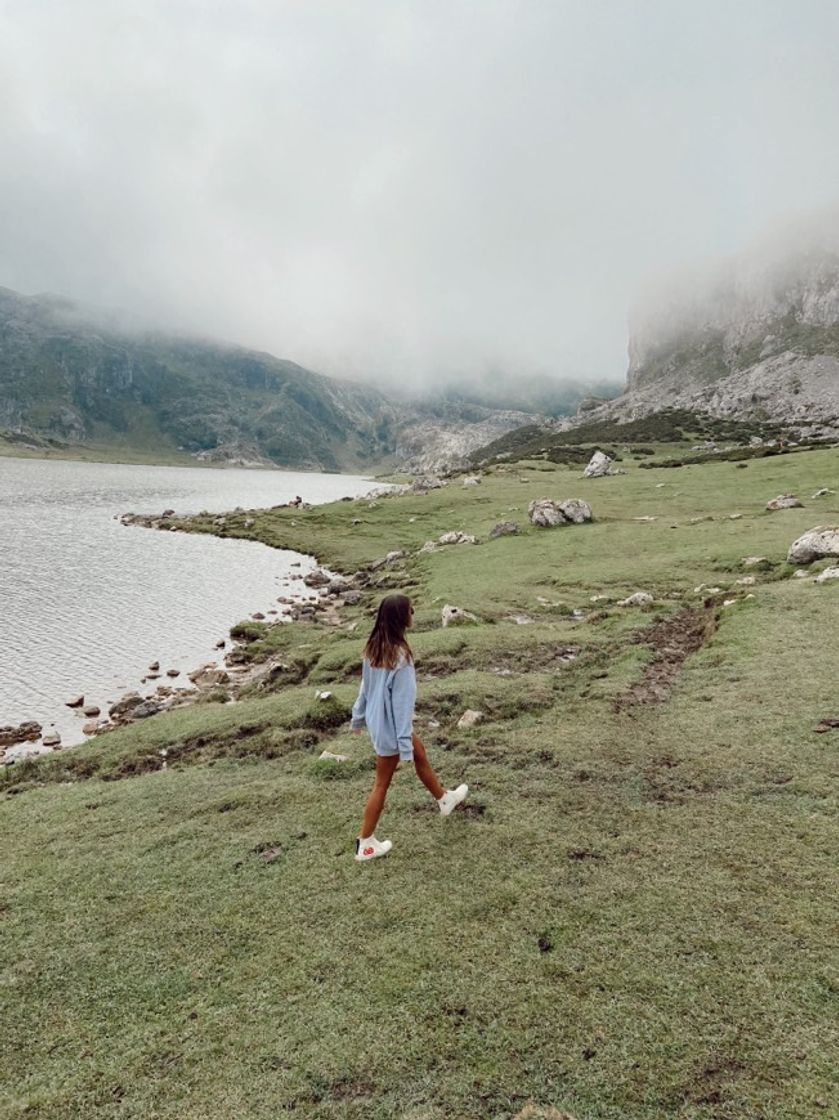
(363, 594, 414, 669)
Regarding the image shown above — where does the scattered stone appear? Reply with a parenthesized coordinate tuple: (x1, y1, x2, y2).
(314, 690, 333, 700)
(303, 569, 331, 587)
(505, 613, 536, 625)
(618, 592, 654, 608)
(148, 661, 160, 671)
(132, 700, 163, 720)
(166, 669, 180, 678)
(462, 476, 481, 486)
(812, 488, 835, 498)
(815, 566, 839, 583)
(489, 520, 519, 539)
(442, 604, 478, 627)
(583, 450, 612, 478)
(82, 720, 101, 735)
(729, 513, 743, 520)
(188, 666, 231, 688)
(528, 497, 593, 527)
(735, 576, 756, 586)
(65, 695, 84, 708)
(318, 750, 349, 762)
(788, 526, 839, 565)
(742, 556, 768, 568)
(42, 731, 61, 747)
(342, 590, 362, 605)
(3, 740, 52, 762)
(244, 518, 255, 528)
(410, 476, 444, 492)
(632, 516, 657, 522)
(0, 720, 42, 747)
(792, 569, 810, 579)
(215, 639, 226, 649)
(82, 704, 100, 717)
(767, 494, 803, 511)
(108, 692, 144, 721)
(438, 531, 477, 546)
(813, 717, 839, 733)
(457, 709, 484, 729)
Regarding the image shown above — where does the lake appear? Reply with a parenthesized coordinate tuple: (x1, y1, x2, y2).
(0, 457, 379, 748)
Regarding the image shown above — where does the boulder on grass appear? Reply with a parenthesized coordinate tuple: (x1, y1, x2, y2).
(618, 592, 654, 608)
(442, 604, 478, 628)
(815, 566, 839, 583)
(787, 526, 839, 565)
(583, 450, 612, 478)
(528, 498, 592, 527)
(457, 709, 484, 729)
(766, 494, 803, 511)
(489, 520, 519, 539)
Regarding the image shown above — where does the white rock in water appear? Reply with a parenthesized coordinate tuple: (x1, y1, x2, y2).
(815, 566, 839, 583)
(787, 526, 839, 565)
(457, 709, 484, 729)
(618, 592, 654, 607)
(766, 494, 803, 511)
(584, 450, 612, 478)
(442, 604, 478, 627)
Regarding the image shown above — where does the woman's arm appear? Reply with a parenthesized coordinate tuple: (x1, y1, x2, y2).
(350, 664, 368, 731)
(390, 663, 417, 761)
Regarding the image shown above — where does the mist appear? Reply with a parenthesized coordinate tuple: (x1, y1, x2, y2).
(2, 0, 838, 393)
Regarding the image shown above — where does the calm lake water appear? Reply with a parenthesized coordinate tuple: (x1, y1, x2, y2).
(0, 458, 379, 748)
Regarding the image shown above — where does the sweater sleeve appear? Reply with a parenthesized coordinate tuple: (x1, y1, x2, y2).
(350, 663, 368, 730)
(390, 662, 417, 761)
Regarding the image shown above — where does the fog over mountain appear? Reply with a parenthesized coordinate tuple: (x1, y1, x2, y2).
(2, 1, 838, 393)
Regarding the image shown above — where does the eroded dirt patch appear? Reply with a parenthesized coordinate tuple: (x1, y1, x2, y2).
(613, 607, 717, 713)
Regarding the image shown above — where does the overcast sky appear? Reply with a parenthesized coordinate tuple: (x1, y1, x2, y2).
(1, 0, 838, 389)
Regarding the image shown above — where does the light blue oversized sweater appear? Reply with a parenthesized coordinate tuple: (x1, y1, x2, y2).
(351, 656, 416, 761)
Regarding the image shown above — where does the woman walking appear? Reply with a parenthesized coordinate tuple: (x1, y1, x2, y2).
(351, 594, 468, 861)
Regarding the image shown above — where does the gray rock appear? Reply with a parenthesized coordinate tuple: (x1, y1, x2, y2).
(528, 498, 566, 527)
(815, 565, 839, 583)
(583, 450, 612, 478)
(812, 488, 835, 498)
(132, 701, 163, 720)
(442, 604, 478, 628)
(42, 731, 62, 747)
(766, 494, 803, 511)
(462, 476, 481, 487)
(108, 692, 144, 720)
(489, 520, 520, 539)
(438, 531, 477, 545)
(618, 592, 654, 607)
(787, 526, 839, 565)
(557, 498, 593, 524)
(82, 704, 100, 717)
(456, 709, 484, 729)
(65, 694, 84, 708)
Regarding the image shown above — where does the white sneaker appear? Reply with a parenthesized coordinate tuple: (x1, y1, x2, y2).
(438, 783, 469, 817)
(355, 835, 393, 862)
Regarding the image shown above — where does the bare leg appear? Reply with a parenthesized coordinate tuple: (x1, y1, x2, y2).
(360, 754, 400, 838)
(412, 733, 445, 800)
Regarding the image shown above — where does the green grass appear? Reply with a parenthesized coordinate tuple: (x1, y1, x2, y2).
(3, 448, 839, 1118)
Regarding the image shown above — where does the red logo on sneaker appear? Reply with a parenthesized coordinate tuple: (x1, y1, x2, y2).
(363, 846, 374, 856)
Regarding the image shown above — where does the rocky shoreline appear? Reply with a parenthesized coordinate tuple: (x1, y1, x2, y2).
(1, 489, 401, 767)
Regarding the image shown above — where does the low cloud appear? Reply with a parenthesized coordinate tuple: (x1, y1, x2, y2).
(2, 0, 838, 390)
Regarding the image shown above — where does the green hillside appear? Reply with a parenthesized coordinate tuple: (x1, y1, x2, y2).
(4, 440, 838, 1118)
(0, 288, 396, 470)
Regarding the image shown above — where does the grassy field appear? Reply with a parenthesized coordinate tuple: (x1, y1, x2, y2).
(0, 431, 200, 468)
(2, 446, 839, 1119)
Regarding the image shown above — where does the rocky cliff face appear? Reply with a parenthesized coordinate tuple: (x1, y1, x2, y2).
(603, 238, 839, 432)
